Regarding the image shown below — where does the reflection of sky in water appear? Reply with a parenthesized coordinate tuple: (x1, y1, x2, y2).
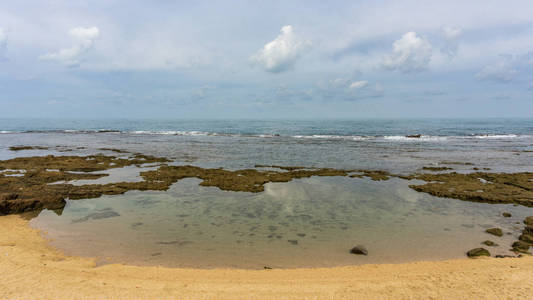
(31, 176, 533, 269)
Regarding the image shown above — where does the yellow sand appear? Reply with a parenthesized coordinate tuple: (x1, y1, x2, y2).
(0, 215, 532, 299)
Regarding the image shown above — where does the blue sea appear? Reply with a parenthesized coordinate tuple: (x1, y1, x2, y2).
(1, 118, 532, 268)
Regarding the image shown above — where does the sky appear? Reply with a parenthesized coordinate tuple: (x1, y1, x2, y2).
(0, 0, 532, 118)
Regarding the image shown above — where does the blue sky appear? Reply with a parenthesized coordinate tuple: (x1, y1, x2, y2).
(0, 0, 532, 118)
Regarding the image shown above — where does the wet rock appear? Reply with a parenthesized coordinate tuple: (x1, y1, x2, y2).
(519, 233, 533, 245)
(263, 266, 273, 270)
(502, 212, 512, 218)
(524, 225, 533, 235)
(350, 245, 368, 255)
(422, 166, 452, 171)
(482, 240, 498, 247)
(287, 240, 298, 245)
(9, 146, 49, 151)
(485, 228, 503, 237)
(406, 172, 533, 207)
(406, 134, 422, 138)
(297, 233, 306, 237)
(495, 255, 514, 258)
(467, 248, 490, 258)
(512, 241, 530, 252)
(525, 216, 533, 226)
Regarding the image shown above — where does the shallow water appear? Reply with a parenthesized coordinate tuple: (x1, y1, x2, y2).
(31, 175, 532, 269)
(2, 118, 532, 268)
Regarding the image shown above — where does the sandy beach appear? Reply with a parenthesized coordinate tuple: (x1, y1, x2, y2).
(0, 214, 531, 299)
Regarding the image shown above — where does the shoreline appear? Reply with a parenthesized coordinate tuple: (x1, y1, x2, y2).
(1, 214, 532, 299)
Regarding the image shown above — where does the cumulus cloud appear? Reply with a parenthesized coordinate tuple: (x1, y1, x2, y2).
(0, 28, 7, 60)
(40, 27, 99, 67)
(383, 32, 432, 73)
(441, 26, 462, 58)
(476, 53, 533, 83)
(251, 25, 311, 73)
(349, 80, 369, 90)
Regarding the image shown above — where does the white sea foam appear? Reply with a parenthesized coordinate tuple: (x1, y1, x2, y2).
(382, 135, 448, 141)
(292, 135, 369, 140)
(130, 130, 210, 136)
(471, 134, 519, 139)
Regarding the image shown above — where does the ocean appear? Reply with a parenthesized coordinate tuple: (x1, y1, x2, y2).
(1, 118, 532, 268)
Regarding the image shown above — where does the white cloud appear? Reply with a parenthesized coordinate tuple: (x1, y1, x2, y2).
(349, 80, 368, 90)
(441, 26, 462, 58)
(383, 32, 432, 73)
(251, 25, 311, 73)
(0, 28, 7, 60)
(40, 26, 99, 67)
(475, 53, 533, 83)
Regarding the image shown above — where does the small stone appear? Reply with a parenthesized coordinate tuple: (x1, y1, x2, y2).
(502, 212, 512, 218)
(495, 255, 514, 258)
(485, 228, 503, 237)
(350, 245, 368, 255)
(287, 240, 298, 245)
(467, 248, 490, 258)
(482, 240, 498, 247)
(264, 266, 272, 270)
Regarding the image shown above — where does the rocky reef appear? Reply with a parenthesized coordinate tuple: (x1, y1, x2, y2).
(1, 153, 533, 217)
(405, 172, 533, 207)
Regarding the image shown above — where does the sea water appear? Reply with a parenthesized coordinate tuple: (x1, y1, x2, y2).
(1, 118, 532, 268)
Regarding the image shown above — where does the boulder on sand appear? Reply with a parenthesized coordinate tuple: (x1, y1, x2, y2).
(467, 248, 490, 258)
(350, 245, 368, 255)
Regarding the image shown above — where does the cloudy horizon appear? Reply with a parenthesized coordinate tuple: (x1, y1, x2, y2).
(1, 1, 532, 118)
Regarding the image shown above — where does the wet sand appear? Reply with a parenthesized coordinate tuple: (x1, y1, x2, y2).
(1, 214, 532, 299)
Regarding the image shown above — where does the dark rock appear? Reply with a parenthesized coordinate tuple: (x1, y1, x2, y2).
(525, 216, 533, 226)
(485, 228, 503, 237)
(512, 241, 530, 251)
(502, 212, 512, 218)
(519, 233, 533, 244)
(287, 240, 298, 245)
(495, 255, 514, 258)
(406, 134, 422, 138)
(523, 225, 533, 235)
(263, 266, 272, 270)
(350, 245, 368, 255)
(467, 248, 490, 258)
(297, 233, 306, 237)
(482, 240, 498, 247)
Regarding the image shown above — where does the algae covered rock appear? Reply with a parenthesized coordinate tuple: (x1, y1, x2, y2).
(512, 241, 530, 252)
(482, 240, 498, 247)
(525, 216, 533, 226)
(485, 228, 503, 237)
(502, 212, 512, 218)
(519, 233, 533, 245)
(467, 248, 490, 258)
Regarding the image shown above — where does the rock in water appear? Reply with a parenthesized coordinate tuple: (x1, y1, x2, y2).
(512, 241, 530, 252)
(485, 228, 503, 237)
(467, 248, 490, 258)
(482, 240, 498, 247)
(350, 245, 368, 255)
(502, 212, 512, 218)
(519, 233, 533, 245)
(525, 216, 533, 226)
